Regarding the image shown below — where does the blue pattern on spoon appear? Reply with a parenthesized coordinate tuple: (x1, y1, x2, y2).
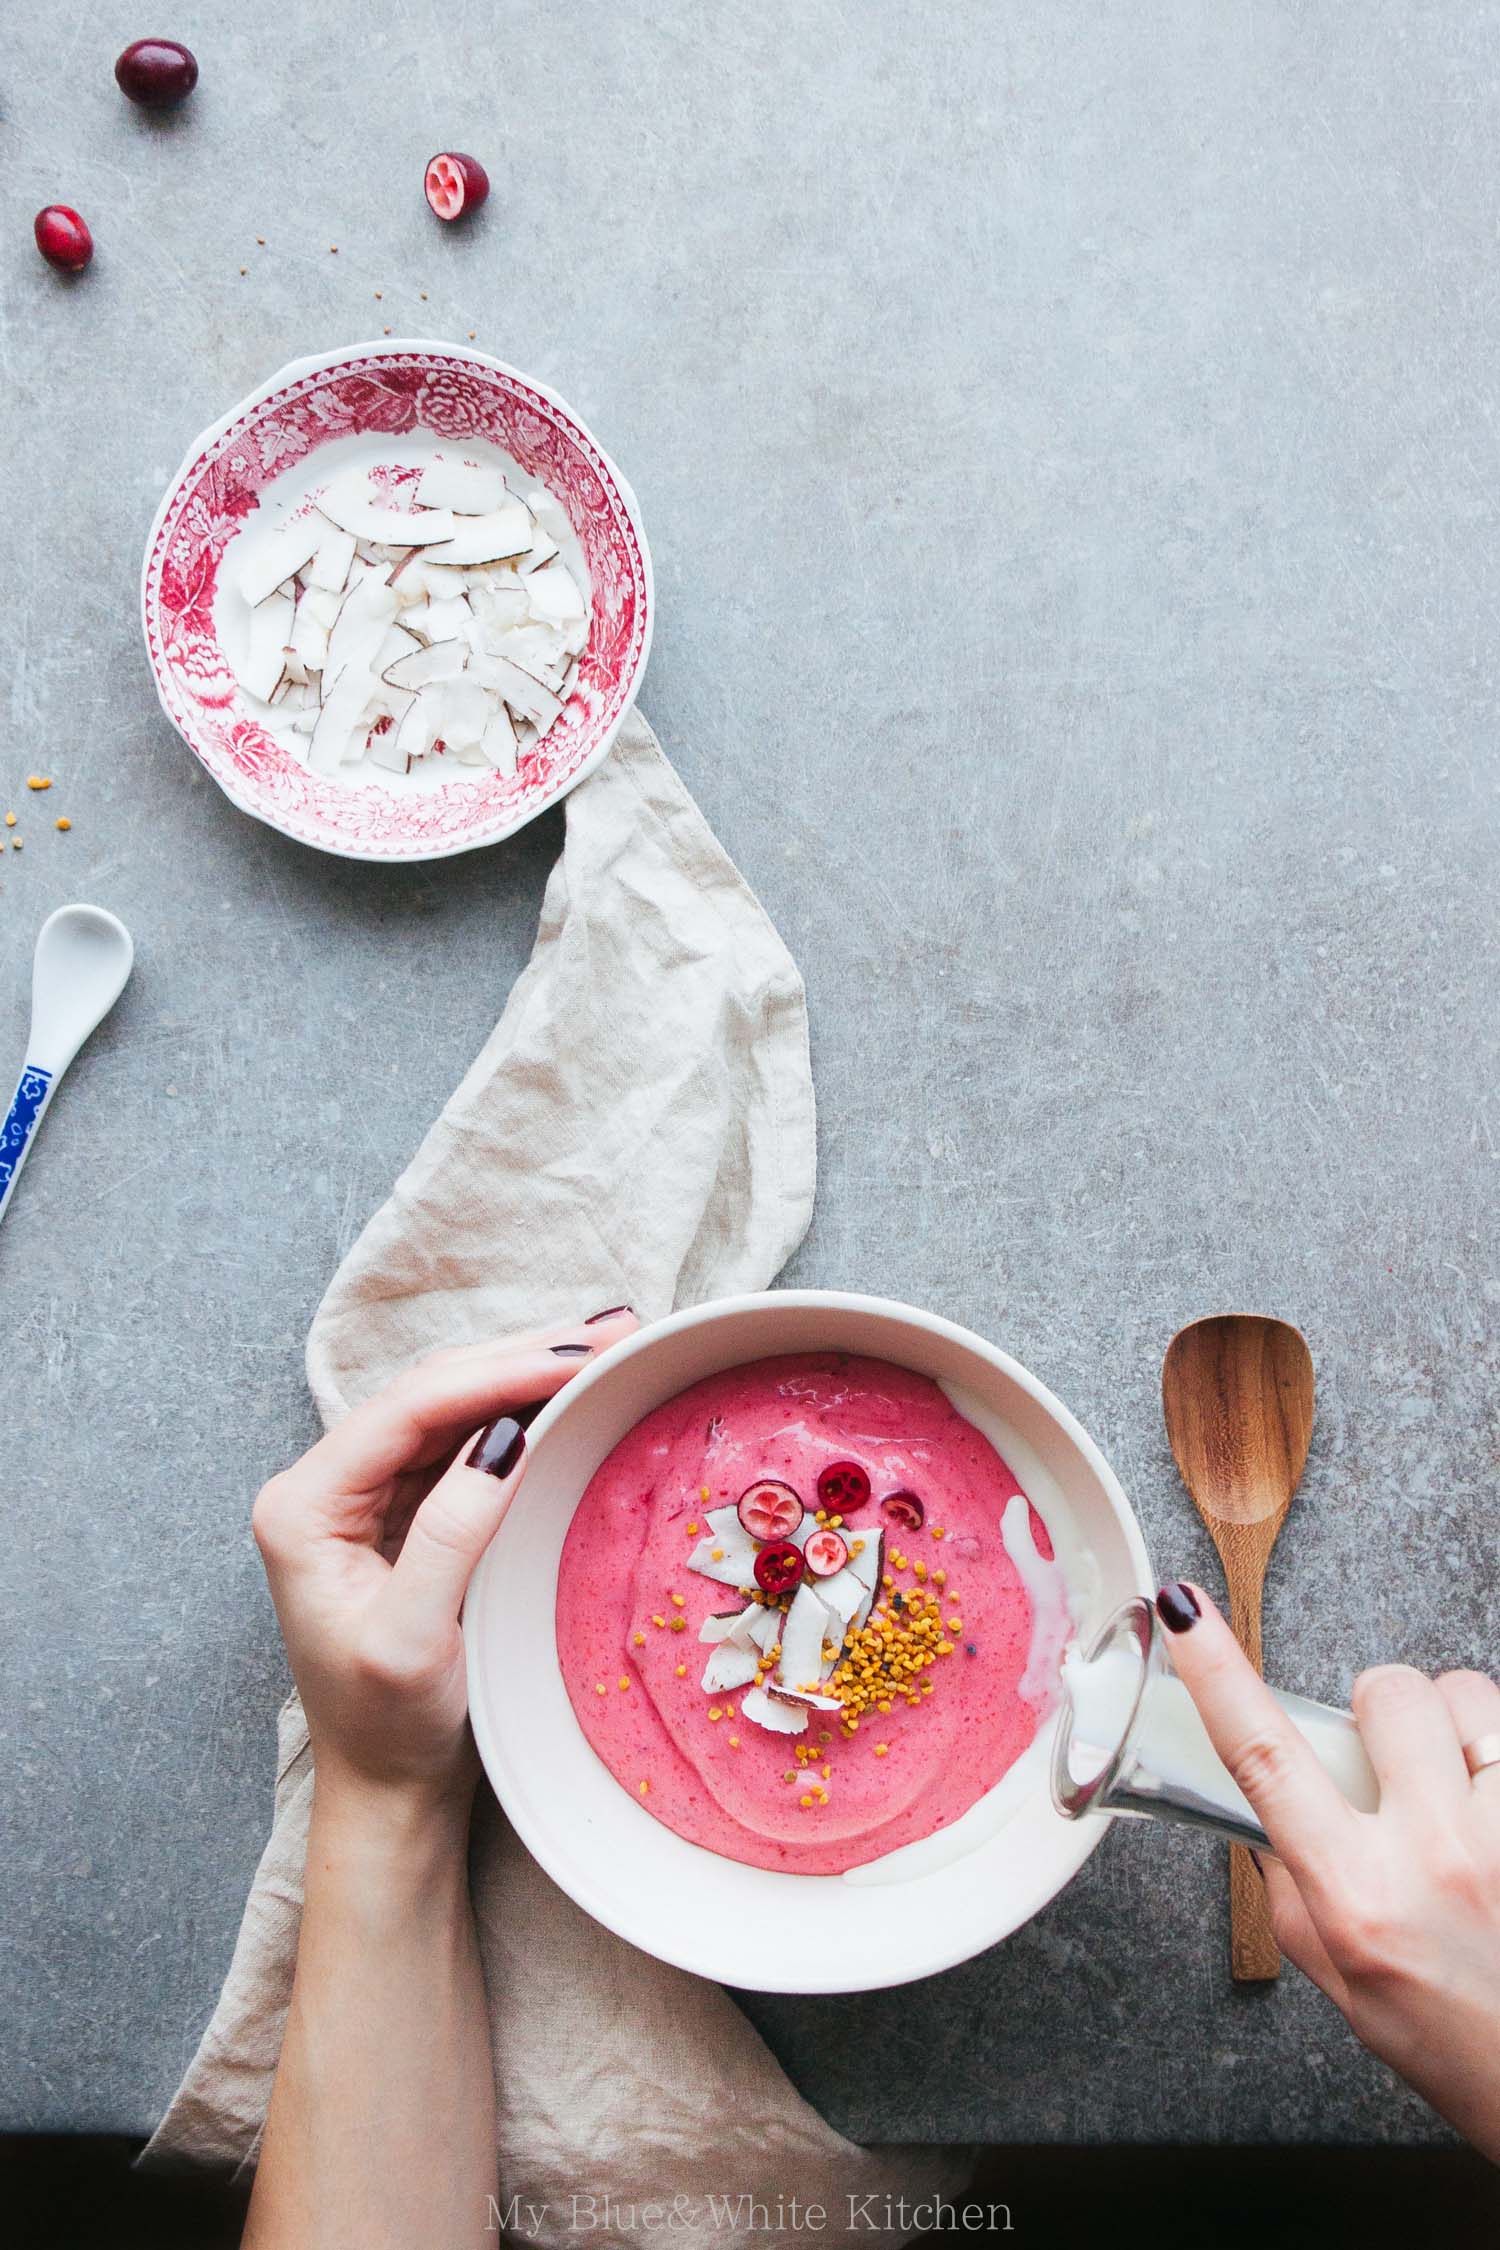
(0, 1065, 55, 1200)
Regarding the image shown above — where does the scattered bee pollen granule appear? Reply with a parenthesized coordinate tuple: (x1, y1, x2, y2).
(632, 1631, 645, 1646)
(618, 1676, 630, 1691)
(669, 1592, 685, 1608)
(674, 1663, 686, 1677)
(4, 812, 16, 826)
(27, 776, 50, 790)
(637, 1779, 649, 1795)
(56, 818, 71, 832)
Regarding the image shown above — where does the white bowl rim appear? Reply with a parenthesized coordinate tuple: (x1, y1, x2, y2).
(139, 336, 654, 864)
(465, 1287, 1155, 1991)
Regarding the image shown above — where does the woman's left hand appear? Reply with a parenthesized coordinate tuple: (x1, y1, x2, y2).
(250, 1308, 639, 1813)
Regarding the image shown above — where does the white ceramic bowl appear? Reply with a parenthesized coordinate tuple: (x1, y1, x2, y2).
(465, 1291, 1153, 1993)
(141, 339, 652, 862)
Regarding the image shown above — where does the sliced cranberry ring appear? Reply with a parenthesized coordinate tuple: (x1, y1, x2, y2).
(816, 1460, 871, 1513)
(880, 1489, 926, 1533)
(425, 151, 491, 222)
(753, 1539, 805, 1597)
(737, 1479, 804, 1540)
(803, 1528, 849, 1578)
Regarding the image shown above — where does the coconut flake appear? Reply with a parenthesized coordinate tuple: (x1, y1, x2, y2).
(517, 528, 560, 577)
(323, 574, 399, 686)
(701, 1642, 761, 1694)
(740, 1686, 809, 1737)
(768, 1685, 844, 1714)
(315, 467, 457, 547)
(815, 1567, 867, 1626)
(470, 653, 564, 731)
(383, 641, 468, 690)
(304, 528, 357, 592)
(419, 504, 533, 566)
(777, 1584, 834, 1696)
(442, 676, 492, 753)
(237, 509, 330, 606)
(390, 684, 450, 767)
(234, 587, 294, 701)
(686, 1520, 760, 1589)
(698, 1609, 753, 1646)
(479, 702, 519, 776)
(415, 456, 510, 513)
(403, 596, 472, 643)
(524, 561, 587, 627)
(308, 663, 376, 774)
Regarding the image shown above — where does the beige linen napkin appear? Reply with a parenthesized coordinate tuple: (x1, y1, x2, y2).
(146, 712, 970, 2241)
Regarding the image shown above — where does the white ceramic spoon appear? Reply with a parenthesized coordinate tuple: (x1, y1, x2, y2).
(0, 904, 134, 1227)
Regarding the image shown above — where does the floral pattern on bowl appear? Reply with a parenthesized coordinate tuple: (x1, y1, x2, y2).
(141, 341, 652, 861)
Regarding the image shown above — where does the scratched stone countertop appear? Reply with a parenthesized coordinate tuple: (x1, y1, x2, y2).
(2, 0, 1497, 2149)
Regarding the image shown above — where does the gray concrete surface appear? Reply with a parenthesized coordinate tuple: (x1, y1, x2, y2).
(3, 0, 1497, 2149)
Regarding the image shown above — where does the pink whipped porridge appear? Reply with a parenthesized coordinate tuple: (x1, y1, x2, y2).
(555, 1352, 1070, 1875)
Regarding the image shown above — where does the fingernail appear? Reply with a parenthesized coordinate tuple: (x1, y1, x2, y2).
(550, 1342, 592, 1358)
(585, 1304, 634, 1324)
(1156, 1580, 1201, 1634)
(469, 1416, 527, 1479)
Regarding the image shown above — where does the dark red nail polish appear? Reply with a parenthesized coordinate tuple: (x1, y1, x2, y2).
(550, 1342, 592, 1358)
(1156, 1580, 1201, 1634)
(469, 1416, 526, 1478)
(585, 1304, 634, 1324)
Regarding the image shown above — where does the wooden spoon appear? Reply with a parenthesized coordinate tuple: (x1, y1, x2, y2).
(1161, 1313, 1315, 1982)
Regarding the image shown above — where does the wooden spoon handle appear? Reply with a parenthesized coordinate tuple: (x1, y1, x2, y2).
(1229, 1842, 1280, 1981)
(1220, 1538, 1282, 1981)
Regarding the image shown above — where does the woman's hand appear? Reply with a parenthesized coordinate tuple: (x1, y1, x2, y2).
(1158, 1580, 1500, 2161)
(250, 1308, 638, 1815)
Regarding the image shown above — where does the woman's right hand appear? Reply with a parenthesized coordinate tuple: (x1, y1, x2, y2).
(1157, 1579, 1500, 2162)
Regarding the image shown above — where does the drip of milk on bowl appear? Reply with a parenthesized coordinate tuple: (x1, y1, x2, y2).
(843, 1384, 1083, 1887)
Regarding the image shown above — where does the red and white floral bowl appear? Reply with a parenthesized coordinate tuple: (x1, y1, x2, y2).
(141, 340, 653, 861)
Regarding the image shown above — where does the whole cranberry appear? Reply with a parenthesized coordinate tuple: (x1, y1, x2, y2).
(115, 38, 199, 107)
(34, 206, 93, 272)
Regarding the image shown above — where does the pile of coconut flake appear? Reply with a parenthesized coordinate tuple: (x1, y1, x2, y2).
(227, 456, 588, 779)
(687, 1508, 884, 1737)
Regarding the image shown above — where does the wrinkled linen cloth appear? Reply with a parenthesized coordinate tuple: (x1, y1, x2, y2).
(145, 712, 971, 2243)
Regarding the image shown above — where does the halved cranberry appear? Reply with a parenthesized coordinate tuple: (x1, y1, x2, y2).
(425, 151, 491, 222)
(803, 1528, 849, 1578)
(880, 1489, 925, 1533)
(115, 39, 199, 107)
(816, 1460, 870, 1513)
(34, 207, 92, 272)
(753, 1539, 805, 1597)
(737, 1479, 804, 1541)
